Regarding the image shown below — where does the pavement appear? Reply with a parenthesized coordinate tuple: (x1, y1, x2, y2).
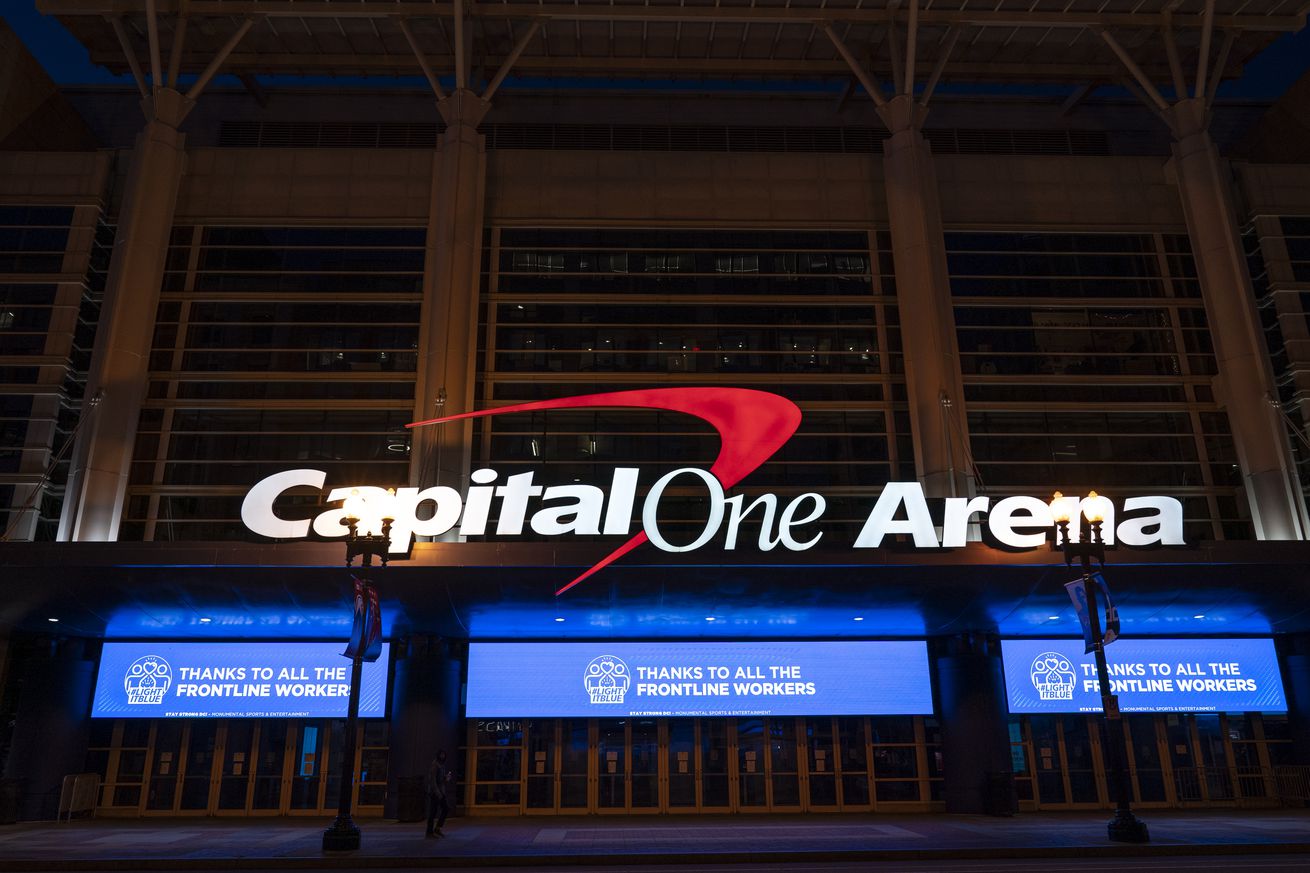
(0, 809, 1307, 870)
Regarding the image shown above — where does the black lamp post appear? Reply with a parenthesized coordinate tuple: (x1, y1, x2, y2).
(322, 490, 394, 853)
(1051, 491, 1150, 844)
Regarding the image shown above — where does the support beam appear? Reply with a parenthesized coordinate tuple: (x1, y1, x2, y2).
(184, 17, 255, 102)
(918, 25, 959, 107)
(166, 15, 187, 88)
(1195, 0, 1217, 99)
(481, 17, 544, 102)
(1059, 81, 1096, 116)
(453, 0, 467, 91)
(886, 17, 905, 96)
(1095, 28, 1171, 113)
(398, 18, 448, 100)
(411, 92, 490, 503)
(822, 23, 888, 108)
(107, 15, 148, 97)
(875, 94, 974, 499)
(1162, 22, 1187, 99)
(903, 0, 919, 96)
(144, 0, 162, 91)
(1167, 98, 1307, 540)
(38, 2, 1309, 31)
(1205, 29, 1236, 107)
(238, 72, 269, 107)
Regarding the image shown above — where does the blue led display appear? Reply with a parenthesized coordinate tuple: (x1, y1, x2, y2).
(92, 642, 389, 718)
(466, 641, 933, 717)
(1001, 638, 1286, 714)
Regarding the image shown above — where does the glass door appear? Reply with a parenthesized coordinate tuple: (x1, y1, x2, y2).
(179, 722, 218, 812)
(1122, 715, 1170, 805)
(699, 719, 732, 811)
(837, 717, 872, 809)
(251, 720, 289, 813)
(806, 717, 838, 810)
(768, 718, 802, 809)
(525, 720, 556, 812)
(735, 718, 767, 809)
(667, 720, 697, 811)
(596, 719, 627, 811)
(144, 722, 185, 813)
(216, 721, 257, 813)
(629, 719, 661, 812)
(558, 719, 590, 812)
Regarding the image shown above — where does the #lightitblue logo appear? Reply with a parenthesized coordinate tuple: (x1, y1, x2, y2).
(584, 655, 630, 704)
(124, 655, 172, 705)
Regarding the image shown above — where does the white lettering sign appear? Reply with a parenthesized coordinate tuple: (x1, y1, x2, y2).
(240, 469, 1186, 555)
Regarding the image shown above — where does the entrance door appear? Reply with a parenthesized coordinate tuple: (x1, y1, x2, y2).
(289, 722, 326, 812)
(144, 722, 185, 813)
(525, 720, 557, 812)
(667, 720, 697, 811)
(699, 719, 732, 811)
(596, 719, 627, 811)
(251, 720, 289, 813)
(1027, 715, 1105, 808)
(179, 722, 218, 812)
(216, 721, 257, 813)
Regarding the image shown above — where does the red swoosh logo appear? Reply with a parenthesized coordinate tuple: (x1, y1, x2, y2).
(407, 387, 802, 594)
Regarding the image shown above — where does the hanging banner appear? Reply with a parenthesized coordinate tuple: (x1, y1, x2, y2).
(1001, 638, 1286, 714)
(1065, 573, 1119, 654)
(466, 641, 933, 718)
(92, 642, 390, 718)
(344, 577, 383, 663)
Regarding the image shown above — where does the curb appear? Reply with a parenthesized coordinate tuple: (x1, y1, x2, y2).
(1, 842, 1308, 870)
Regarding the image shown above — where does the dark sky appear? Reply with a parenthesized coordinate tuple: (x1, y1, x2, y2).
(5, 1, 1308, 99)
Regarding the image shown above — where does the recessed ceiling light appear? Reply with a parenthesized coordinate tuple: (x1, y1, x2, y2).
(1193, 614, 1205, 619)
(199, 617, 213, 623)
(705, 616, 716, 622)
(554, 617, 565, 622)
(47, 617, 59, 623)
(853, 616, 864, 621)
(1047, 615, 1060, 620)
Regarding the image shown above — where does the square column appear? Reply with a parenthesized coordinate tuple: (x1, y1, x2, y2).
(1168, 98, 1307, 539)
(879, 96, 974, 499)
(411, 91, 489, 494)
(60, 91, 190, 541)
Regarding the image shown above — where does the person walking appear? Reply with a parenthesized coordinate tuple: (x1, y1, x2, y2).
(425, 750, 453, 837)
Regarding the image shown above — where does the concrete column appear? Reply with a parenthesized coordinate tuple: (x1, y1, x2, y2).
(384, 636, 464, 819)
(1, 638, 97, 820)
(1167, 98, 1306, 539)
(933, 633, 1014, 814)
(878, 95, 973, 499)
(411, 90, 489, 494)
(60, 90, 191, 542)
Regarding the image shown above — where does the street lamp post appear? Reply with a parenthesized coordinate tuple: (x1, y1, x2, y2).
(1051, 491, 1150, 844)
(322, 490, 394, 853)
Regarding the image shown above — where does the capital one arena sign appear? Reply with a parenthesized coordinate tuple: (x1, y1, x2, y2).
(241, 388, 1183, 594)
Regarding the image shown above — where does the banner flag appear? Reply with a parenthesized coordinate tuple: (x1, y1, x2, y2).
(344, 577, 384, 662)
(1065, 577, 1095, 654)
(1094, 572, 1120, 647)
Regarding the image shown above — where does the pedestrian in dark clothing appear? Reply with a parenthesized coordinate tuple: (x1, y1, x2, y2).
(425, 750, 453, 837)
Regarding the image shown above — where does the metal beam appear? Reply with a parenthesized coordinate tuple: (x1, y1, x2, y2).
(107, 15, 149, 97)
(398, 18, 447, 100)
(822, 22, 888, 108)
(35, 1, 1309, 32)
(184, 16, 255, 102)
(1205, 28, 1236, 106)
(1095, 27, 1171, 113)
(1058, 82, 1096, 116)
(166, 14, 187, 88)
(453, 0, 466, 90)
(1195, 0, 1217, 99)
(918, 25, 959, 106)
(903, 0, 919, 97)
(481, 17, 544, 102)
(1161, 21, 1187, 100)
(144, 0, 161, 91)
(90, 50, 1190, 83)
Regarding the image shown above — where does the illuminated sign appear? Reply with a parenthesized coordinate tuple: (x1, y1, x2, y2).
(465, 641, 934, 717)
(1001, 638, 1286, 714)
(240, 388, 1184, 594)
(92, 642, 389, 718)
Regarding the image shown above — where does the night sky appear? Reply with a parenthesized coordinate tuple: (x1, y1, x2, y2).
(3, 1, 1308, 100)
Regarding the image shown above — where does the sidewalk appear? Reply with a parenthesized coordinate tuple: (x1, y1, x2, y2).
(0, 810, 1307, 870)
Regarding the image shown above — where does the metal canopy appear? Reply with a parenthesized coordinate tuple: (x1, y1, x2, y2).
(39, 0, 1309, 86)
